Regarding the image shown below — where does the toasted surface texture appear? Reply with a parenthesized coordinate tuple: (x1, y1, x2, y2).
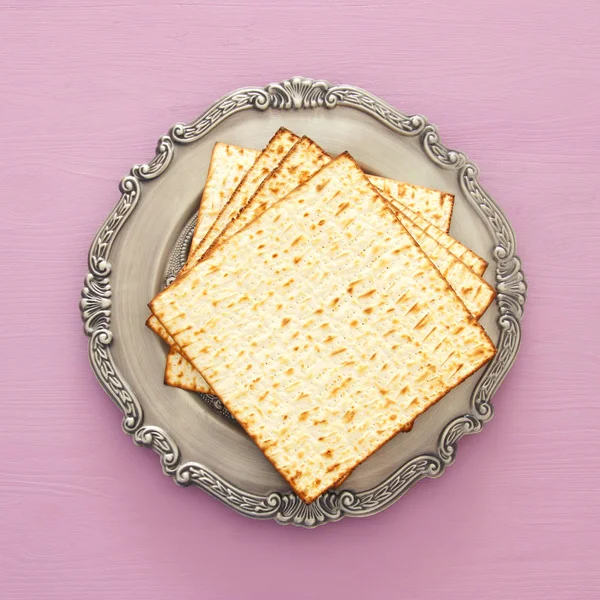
(368, 175, 454, 233)
(165, 347, 212, 393)
(163, 349, 208, 393)
(147, 313, 214, 394)
(150, 154, 496, 503)
(185, 127, 299, 267)
(182, 143, 259, 274)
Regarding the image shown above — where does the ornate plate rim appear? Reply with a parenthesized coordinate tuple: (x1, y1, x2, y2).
(79, 76, 527, 528)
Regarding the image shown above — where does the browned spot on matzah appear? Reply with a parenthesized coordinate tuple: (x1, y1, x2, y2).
(343, 410, 355, 423)
(335, 202, 350, 216)
(441, 351, 455, 366)
(450, 364, 464, 378)
(415, 314, 431, 329)
(358, 289, 376, 299)
(315, 179, 330, 192)
(422, 328, 436, 342)
(406, 302, 420, 315)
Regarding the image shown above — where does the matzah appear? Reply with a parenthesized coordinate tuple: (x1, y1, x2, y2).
(146, 315, 216, 395)
(165, 347, 212, 393)
(150, 153, 496, 503)
(185, 127, 299, 267)
(182, 143, 259, 274)
(369, 175, 454, 233)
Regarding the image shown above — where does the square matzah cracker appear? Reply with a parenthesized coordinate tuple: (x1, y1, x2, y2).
(150, 153, 496, 503)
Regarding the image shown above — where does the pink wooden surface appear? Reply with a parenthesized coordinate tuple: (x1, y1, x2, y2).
(1, 0, 599, 598)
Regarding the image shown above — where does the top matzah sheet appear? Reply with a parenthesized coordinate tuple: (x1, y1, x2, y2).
(150, 153, 496, 503)
(182, 143, 259, 274)
(185, 127, 299, 267)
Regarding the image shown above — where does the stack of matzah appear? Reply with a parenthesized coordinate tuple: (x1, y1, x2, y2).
(147, 128, 496, 503)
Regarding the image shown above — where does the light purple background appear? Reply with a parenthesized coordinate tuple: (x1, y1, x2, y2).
(1, 1, 599, 598)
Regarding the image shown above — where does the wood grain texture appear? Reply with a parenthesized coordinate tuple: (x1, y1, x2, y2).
(1, 0, 599, 598)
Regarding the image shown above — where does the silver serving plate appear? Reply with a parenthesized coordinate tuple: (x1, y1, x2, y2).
(80, 77, 527, 528)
